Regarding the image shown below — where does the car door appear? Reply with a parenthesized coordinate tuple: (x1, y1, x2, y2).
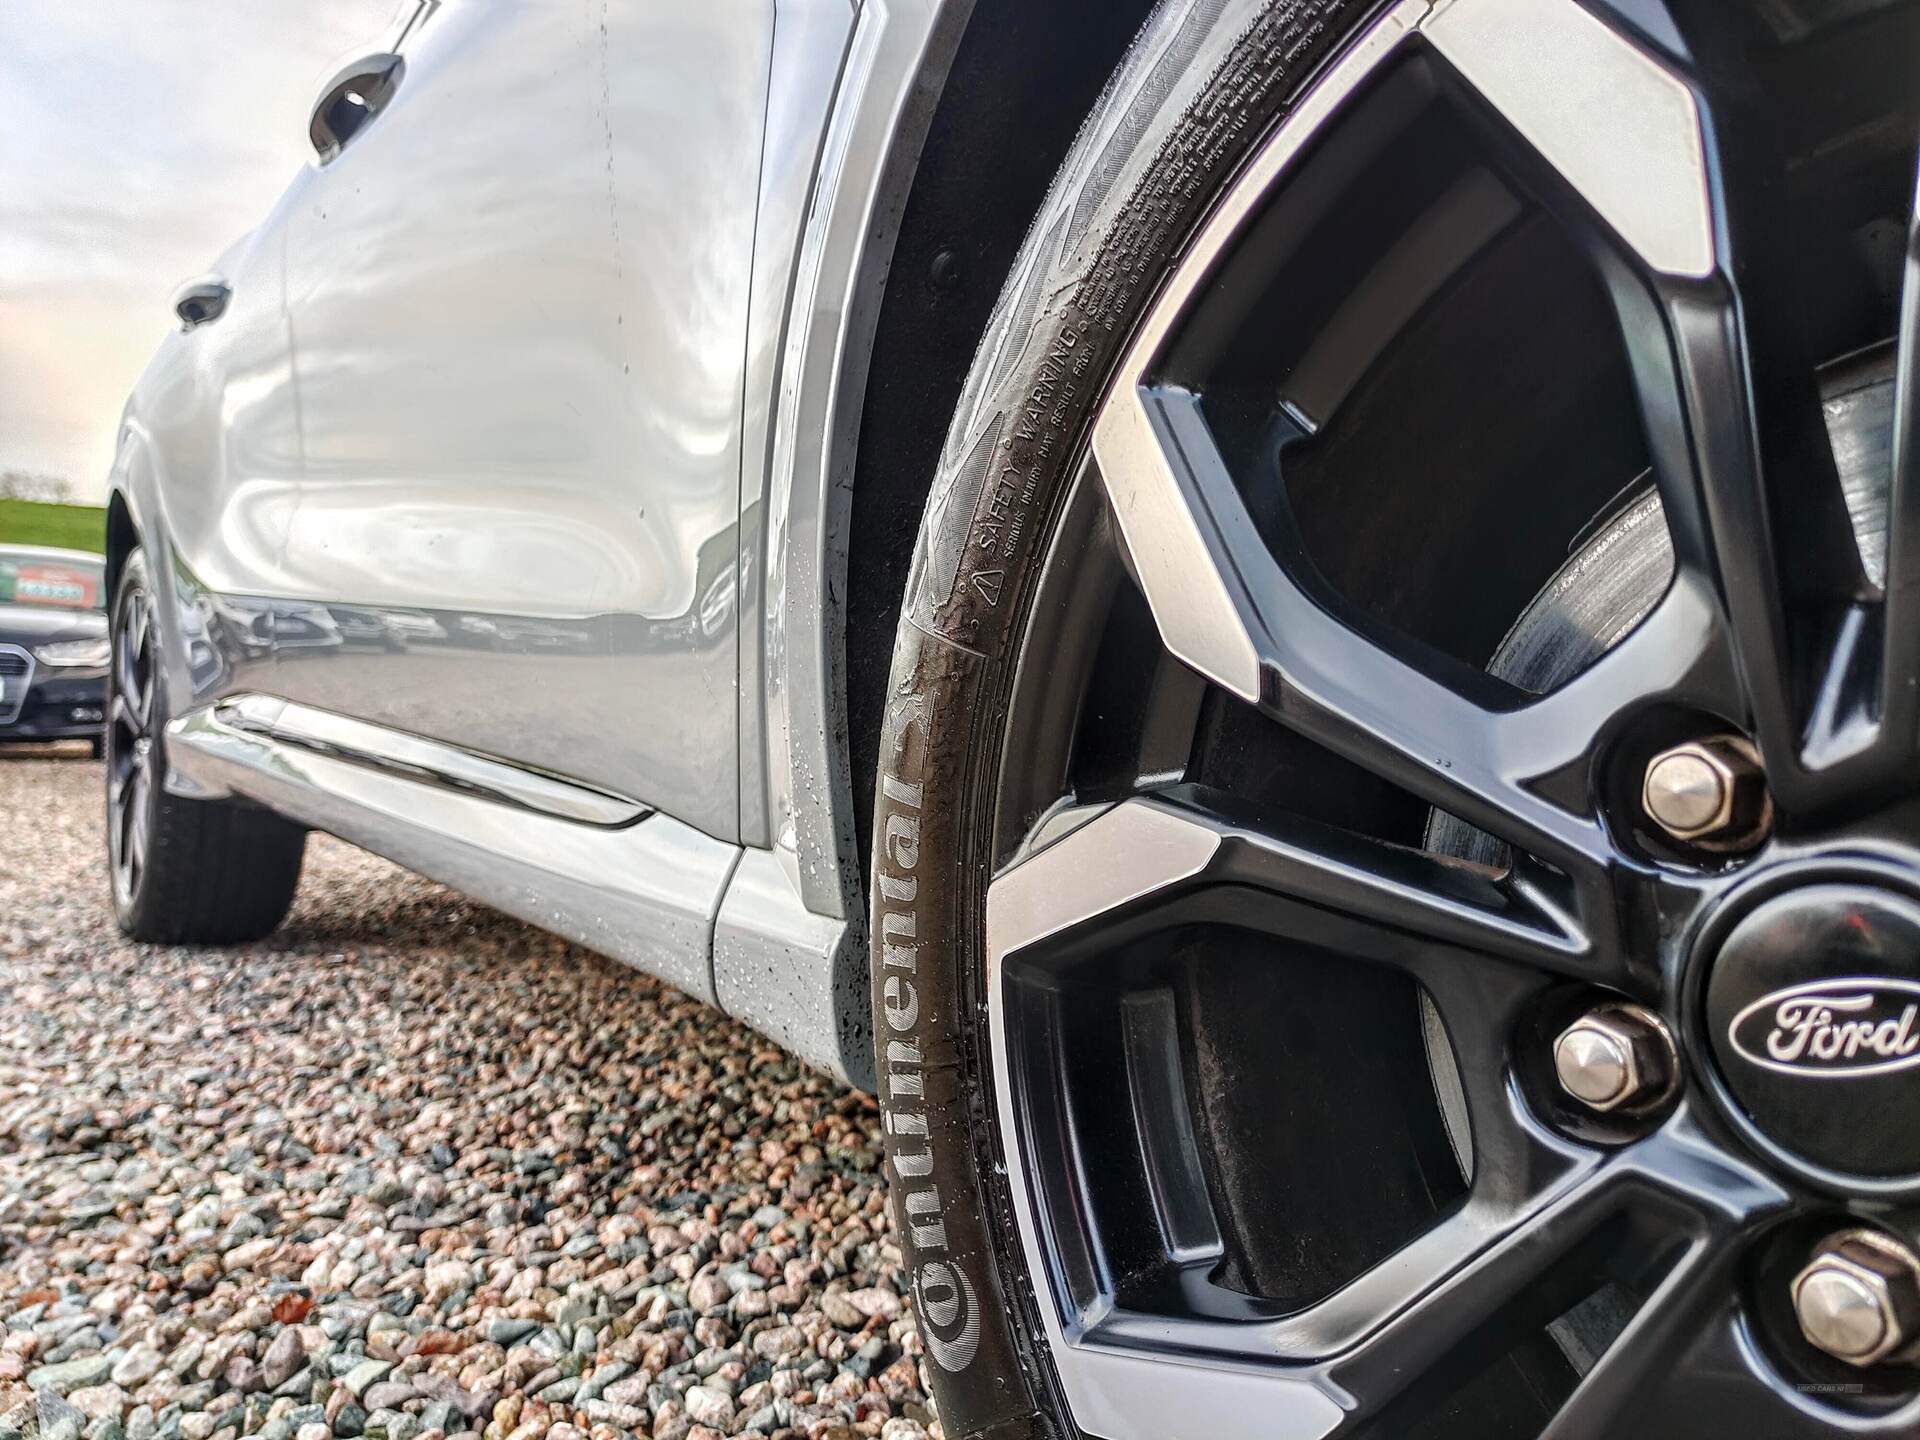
(274, 0, 773, 840)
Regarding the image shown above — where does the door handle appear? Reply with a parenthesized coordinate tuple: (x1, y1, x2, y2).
(309, 53, 405, 163)
(172, 275, 231, 330)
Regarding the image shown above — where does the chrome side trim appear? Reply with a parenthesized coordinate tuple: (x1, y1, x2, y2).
(209, 693, 649, 827)
(167, 703, 731, 1004)
(714, 848, 871, 1088)
(1422, 0, 1714, 280)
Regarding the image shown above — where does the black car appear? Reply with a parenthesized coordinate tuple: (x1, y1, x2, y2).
(0, 545, 108, 753)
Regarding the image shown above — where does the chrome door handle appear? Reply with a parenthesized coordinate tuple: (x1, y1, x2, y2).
(172, 275, 231, 330)
(309, 53, 405, 163)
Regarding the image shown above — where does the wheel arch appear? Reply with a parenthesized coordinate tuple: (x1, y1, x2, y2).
(839, 0, 1162, 882)
(105, 488, 139, 603)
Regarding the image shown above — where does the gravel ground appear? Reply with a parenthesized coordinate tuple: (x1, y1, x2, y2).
(0, 753, 936, 1440)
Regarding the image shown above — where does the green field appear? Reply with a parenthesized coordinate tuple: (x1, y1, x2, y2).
(0, 500, 107, 554)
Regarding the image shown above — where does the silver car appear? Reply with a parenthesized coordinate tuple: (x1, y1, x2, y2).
(104, 0, 1920, 1432)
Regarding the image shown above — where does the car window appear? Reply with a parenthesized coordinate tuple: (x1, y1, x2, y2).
(0, 551, 106, 611)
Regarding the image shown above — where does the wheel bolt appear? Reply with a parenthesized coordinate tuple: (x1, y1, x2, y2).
(1641, 736, 1770, 851)
(1552, 1004, 1676, 1113)
(1792, 1229, 1920, 1368)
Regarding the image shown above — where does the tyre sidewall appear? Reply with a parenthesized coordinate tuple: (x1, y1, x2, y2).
(871, 1, 1369, 1435)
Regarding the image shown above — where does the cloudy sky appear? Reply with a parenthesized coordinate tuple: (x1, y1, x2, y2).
(0, 1, 402, 504)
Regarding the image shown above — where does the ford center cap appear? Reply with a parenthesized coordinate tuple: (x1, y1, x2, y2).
(1706, 883, 1920, 1181)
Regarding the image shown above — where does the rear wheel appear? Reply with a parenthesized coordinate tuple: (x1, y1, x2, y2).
(108, 548, 306, 943)
(874, 1, 1920, 1437)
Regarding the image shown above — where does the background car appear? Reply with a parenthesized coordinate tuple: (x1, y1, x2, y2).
(101, 0, 1920, 1435)
(0, 543, 108, 753)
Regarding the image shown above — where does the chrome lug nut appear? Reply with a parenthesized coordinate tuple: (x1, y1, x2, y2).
(1552, 1004, 1677, 1113)
(1641, 735, 1770, 851)
(1792, 1230, 1920, 1368)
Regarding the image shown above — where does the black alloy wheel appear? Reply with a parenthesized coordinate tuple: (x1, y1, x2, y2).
(874, 1, 1920, 1438)
(107, 555, 158, 908)
(106, 547, 306, 944)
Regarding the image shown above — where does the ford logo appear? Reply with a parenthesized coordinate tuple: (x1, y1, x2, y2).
(1728, 977, 1920, 1078)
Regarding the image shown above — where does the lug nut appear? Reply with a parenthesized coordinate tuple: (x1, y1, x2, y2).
(1641, 735, 1770, 851)
(1552, 1004, 1677, 1113)
(1792, 1229, 1920, 1367)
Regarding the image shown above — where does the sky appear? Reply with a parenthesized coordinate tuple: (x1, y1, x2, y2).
(0, 1, 403, 504)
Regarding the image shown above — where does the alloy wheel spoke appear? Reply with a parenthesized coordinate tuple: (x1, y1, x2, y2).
(133, 654, 152, 731)
(126, 769, 149, 871)
(116, 775, 138, 878)
(1608, 264, 1866, 806)
(1314, 1159, 1654, 1426)
(1094, 392, 1633, 883)
(1565, 10, 1892, 814)
(109, 692, 141, 742)
(117, 601, 150, 730)
(1884, 163, 1920, 760)
(989, 785, 1625, 989)
(1545, 1266, 1860, 1440)
(1540, 1281, 1850, 1440)
(109, 587, 156, 894)
(1319, 1111, 1783, 1432)
(1541, 1242, 1753, 1440)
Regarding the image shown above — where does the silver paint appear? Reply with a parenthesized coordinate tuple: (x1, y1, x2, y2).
(114, 0, 875, 1081)
(713, 848, 873, 1088)
(274, 0, 769, 838)
(122, 0, 775, 841)
(167, 700, 736, 1005)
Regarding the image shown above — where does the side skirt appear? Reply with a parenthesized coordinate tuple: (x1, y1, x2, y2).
(166, 697, 869, 1087)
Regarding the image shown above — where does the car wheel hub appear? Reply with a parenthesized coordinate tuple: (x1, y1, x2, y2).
(1705, 882, 1920, 1184)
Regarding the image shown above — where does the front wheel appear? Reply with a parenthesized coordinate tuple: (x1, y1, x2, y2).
(108, 547, 306, 943)
(873, 0, 1920, 1437)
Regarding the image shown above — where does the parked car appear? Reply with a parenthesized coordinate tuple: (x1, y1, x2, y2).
(103, 0, 1920, 1433)
(0, 544, 108, 753)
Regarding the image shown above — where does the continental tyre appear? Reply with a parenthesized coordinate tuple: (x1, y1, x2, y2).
(108, 547, 307, 943)
(874, 0, 1920, 1437)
